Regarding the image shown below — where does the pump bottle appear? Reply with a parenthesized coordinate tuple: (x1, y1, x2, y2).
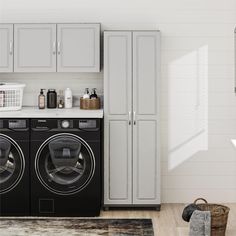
(38, 89, 45, 109)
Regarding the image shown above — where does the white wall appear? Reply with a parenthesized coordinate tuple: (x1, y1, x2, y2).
(0, 0, 236, 203)
(0, 73, 103, 107)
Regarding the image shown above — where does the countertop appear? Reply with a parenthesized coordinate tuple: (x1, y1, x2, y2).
(0, 107, 104, 118)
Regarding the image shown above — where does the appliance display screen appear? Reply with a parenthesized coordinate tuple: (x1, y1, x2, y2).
(79, 120, 97, 129)
(9, 120, 27, 129)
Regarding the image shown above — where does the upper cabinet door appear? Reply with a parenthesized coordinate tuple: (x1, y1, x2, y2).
(0, 24, 13, 72)
(104, 31, 132, 117)
(14, 24, 57, 72)
(57, 24, 100, 72)
(132, 31, 160, 118)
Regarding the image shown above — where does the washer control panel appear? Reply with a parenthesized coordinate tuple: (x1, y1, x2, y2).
(31, 119, 100, 131)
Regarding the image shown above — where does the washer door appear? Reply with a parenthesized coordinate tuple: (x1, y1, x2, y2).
(35, 133, 95, 195)
(0, 135, 25, 194)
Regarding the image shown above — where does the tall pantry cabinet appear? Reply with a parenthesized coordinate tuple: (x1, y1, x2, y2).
(104, 31, 161, 208)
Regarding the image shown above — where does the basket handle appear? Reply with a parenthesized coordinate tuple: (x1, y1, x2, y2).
(194, 198, 208, 204)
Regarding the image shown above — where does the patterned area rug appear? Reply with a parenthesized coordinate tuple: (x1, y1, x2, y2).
(0, 218, 154, 236)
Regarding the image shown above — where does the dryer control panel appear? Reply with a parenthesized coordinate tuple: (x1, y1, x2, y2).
(31, 119, 100, 131)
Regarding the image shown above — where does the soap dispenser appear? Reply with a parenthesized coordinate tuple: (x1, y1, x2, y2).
(90, 88, 98, 99)
(83, 88, 90, 99)
(38, 89, 45, 109)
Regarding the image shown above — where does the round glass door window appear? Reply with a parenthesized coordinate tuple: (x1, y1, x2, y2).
(35, 133, 95, 195)
(0, 135, 25, 194)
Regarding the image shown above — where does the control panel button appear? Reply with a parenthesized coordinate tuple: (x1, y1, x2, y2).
(61, 120, 70, 129)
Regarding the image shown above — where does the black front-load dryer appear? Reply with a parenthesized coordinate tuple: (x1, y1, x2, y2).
(0, 119, 30, 216)
(30, 118, 101, 216)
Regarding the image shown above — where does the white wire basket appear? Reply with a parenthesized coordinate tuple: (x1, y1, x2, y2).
(0, 83, 25, 111)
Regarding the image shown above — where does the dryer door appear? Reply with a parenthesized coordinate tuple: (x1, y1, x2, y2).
(0, 135, 25, 194)
(35, 133, 95, 195)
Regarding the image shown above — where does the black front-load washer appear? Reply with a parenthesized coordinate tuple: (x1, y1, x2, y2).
(0, 119, 30, 216)
(30, 118, 101, 216)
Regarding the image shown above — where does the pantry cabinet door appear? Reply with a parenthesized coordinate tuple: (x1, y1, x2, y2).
(132, 31, 161, 205)
(14, 24, 57, 72)
(57, 24, 100, 72)
(0, 24, 13, 72)
(104, 31, 133, 205)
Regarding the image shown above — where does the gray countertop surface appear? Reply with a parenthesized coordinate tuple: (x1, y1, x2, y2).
(0, 107, 104, 118)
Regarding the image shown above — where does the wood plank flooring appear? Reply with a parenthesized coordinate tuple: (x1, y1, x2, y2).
(100, 203, 236, 236)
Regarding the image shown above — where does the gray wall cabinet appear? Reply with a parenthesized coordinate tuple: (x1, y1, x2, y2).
(14, 24, 57, 72)
(1, 23, 100, 73)
(0, 24, 13, 72)
(104, 31, 161, 207)
(57, 24, 100, 72)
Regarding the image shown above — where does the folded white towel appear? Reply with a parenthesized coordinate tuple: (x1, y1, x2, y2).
(189, 210, 211, 236)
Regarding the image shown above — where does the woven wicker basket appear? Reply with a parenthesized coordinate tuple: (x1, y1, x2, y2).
(194, 198, 230, 236)
(80, 97, 100, 110)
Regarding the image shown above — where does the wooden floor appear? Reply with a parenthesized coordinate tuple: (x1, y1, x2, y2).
(100, 203, 236, 236)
